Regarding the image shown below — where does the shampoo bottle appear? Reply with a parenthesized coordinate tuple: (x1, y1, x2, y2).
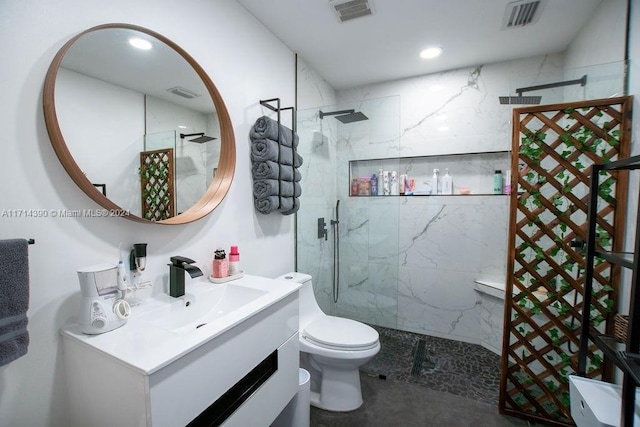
(390, 171, 399, 195)
(442, 168, 453, 195)
(370, 173, 378, 196)
(383, 171, 390, 195)
(377, 169, 384, 195)
(351, 179, 359, 196)
(431, 169, 439, 195)
(494, 170, 503, 194)
(229, 246, 240, 276)
(504, 169, 512, 194)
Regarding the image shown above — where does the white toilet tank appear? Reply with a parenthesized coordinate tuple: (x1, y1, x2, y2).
(276, 272, 324, 328)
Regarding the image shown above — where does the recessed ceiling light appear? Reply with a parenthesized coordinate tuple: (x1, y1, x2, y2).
(129, 37, 152, 50)
(420, 46, 442, 59)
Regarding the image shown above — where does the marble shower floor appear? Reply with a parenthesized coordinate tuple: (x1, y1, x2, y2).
(361, 326, 503, 406)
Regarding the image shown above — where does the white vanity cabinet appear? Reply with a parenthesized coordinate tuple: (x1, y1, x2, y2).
(62, 291, 300, 427)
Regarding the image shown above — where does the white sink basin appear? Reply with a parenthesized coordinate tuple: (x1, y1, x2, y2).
(138, 282, 268, 335)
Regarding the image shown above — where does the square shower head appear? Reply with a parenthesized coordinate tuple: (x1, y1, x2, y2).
(499, 96, 542, 105)
(335, 111, 369, 123)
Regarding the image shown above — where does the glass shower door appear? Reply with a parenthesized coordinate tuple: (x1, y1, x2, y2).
(296, 95, 401, 329)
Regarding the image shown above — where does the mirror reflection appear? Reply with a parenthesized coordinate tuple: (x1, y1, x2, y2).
(54, 27, 221, 220)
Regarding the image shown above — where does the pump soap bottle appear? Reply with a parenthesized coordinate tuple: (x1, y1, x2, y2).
(213, 248, 228, 278)
(442, 168, 453, 195)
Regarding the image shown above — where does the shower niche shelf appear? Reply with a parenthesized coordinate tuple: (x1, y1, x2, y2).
(348, 150, 511, 197)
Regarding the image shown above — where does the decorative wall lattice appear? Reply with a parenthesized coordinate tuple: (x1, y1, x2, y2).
(500, 97, 632, 425)
(140, 148, 175, 221)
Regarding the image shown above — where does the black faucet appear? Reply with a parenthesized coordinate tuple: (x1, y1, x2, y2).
(168, 256, 203, 298)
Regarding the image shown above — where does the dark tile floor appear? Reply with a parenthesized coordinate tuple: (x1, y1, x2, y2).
(362, 326, 503, 405)
(310, 326, 533, 426)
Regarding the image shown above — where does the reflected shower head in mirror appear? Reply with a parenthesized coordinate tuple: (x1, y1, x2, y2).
(319, 109, 369, 123)
(180, 132, 217, 143)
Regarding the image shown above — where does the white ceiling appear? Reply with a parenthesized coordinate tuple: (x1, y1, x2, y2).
(236, 0, 603, 90)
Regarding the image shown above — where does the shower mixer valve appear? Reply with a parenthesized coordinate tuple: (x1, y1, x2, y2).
(317, 218, 328, 240)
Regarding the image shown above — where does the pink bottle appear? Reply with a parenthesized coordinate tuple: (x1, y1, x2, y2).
(212, 248, 228, 278)
(229, 246, 240, 276)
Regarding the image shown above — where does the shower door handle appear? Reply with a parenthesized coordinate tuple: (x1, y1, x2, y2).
(317, 218, 328, 240)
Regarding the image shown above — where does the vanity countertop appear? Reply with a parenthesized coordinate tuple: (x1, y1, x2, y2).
(61, 274, 301, 375)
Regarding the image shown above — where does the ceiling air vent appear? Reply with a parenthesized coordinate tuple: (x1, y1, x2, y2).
(166, 86, 200, 99)
(329, 0, 374, 23)
(502, 0, 546, 29)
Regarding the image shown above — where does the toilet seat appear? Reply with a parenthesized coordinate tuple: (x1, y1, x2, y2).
(302, 316, 379, 351)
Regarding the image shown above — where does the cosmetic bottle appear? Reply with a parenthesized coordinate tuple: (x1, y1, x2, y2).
(494, 170, 503, 195)
(383, 171, 390, 195)
(351, 178, 359, 196)
(370, 173, 378, 196)
(358, 177, 370, 196)
(212, 248, 228, 278)
(377, 169, 384, 195)
(431, 169, 439, 195)
(399, 174, 407, 195)
(442, 168, 453, 195)
(229, 246, 240, 276)
(504, 169, 512, 194)
(390, 171, 399, 195)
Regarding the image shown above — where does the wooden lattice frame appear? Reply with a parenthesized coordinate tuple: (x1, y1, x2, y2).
(500, 97, 633, 425)
(140, 148, 175, 221)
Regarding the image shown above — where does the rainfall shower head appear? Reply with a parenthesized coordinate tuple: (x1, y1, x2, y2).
(179, 132, 217, 143)
(319, 109, 369, 123)
(499, 96, 542, 105)
(499, 75, 587, 105)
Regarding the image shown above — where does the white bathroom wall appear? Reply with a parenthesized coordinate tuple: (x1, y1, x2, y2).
(0, 1, 295, 426)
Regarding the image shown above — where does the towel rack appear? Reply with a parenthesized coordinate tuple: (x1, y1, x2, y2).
(259, 98, 298, 211)
(259, 98, 297, 136)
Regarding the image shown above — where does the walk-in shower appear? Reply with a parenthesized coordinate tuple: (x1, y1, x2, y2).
(296, 97, 400, 329)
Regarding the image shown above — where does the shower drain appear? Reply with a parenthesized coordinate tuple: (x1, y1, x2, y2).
(411, 339, 427, 377)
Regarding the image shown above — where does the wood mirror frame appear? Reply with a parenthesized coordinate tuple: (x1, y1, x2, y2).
(42, 23, 235, 225)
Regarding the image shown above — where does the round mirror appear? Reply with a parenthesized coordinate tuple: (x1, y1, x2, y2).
(43, 23, 235, 224)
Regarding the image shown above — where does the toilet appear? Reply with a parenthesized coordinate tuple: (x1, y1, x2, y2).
(277, 272, 380, 412)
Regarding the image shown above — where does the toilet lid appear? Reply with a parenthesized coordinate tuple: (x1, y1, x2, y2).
(303, 316, 379, 350)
